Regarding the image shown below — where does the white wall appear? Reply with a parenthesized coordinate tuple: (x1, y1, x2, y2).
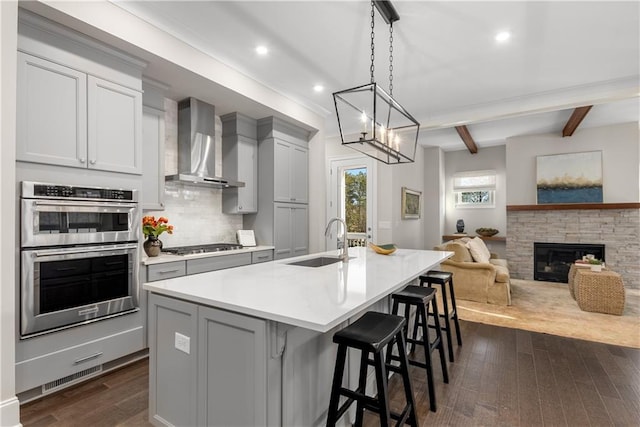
(423, 147, 445, 250)
(0, 1, 20, 425)
(506, 122, 640, 204)
(444, 145, 507, 237)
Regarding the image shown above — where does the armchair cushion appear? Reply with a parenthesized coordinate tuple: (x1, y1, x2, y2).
(466, 237, 491, 263)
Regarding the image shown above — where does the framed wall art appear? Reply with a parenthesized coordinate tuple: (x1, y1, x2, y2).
(536, 151, 603, 204)
(401, 187, 421, 219)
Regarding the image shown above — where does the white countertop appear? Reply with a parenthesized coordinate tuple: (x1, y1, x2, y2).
(142, 245, 275, 265)
(143, 247, 452, 333)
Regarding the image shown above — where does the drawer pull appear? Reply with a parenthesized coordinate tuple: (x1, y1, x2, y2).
(256, 255, 270, 260)
(159, 269, 180, 274)
(78, 307, 99, 316)
(73, 352, 103, 365)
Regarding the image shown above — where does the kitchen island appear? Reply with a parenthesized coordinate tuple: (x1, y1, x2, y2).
(144, 246, 452, 426)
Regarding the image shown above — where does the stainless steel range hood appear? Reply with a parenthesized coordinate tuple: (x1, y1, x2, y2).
(165, 98, 244, 189)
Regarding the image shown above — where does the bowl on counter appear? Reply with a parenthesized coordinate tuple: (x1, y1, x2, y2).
(475, 228, 499, 237)
(368, 243, 397, 255)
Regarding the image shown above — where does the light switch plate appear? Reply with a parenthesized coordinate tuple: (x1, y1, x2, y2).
(174, 332, 190, 354)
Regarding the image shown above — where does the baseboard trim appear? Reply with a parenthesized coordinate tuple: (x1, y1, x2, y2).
(0, 396, 21, 427)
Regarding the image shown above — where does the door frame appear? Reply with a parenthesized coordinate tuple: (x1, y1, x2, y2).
(326, 154, 377, 250)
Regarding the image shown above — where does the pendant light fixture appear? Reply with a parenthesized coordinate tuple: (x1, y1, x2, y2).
(333, 0, 420, 165)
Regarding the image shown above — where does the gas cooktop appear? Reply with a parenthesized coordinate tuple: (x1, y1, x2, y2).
(162, 243, 243, 256)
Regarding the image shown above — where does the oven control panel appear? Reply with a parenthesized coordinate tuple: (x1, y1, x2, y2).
(22, 182, 137, 202)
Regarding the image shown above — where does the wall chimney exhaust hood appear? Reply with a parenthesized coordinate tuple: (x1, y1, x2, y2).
(165, 97, 245, 189)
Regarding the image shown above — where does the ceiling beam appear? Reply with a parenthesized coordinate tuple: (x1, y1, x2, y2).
(562, 105, 593, 137)
(455, 125, 478, 154)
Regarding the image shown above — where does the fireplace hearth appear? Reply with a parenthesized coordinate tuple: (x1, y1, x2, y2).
(534, 242, 605, 283)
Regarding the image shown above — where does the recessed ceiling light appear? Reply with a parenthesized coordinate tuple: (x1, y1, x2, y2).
(255, 45, 268, 55)
(495, 31, 511, 43)
(313, 84, 324, 93)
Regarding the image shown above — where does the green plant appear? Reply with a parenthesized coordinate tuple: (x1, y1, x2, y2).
(588, 258, 602, 265)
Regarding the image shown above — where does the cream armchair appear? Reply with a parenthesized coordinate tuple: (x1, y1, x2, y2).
(434, 238, 512, 306)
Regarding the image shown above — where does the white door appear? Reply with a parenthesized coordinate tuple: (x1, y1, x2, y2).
(326, 156, 377, 250)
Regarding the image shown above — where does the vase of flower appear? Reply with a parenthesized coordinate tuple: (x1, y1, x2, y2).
(142, 216, 174, 257)
(143, 236, 163, 257)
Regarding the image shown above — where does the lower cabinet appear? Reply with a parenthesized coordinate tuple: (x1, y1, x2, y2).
(148, 294, 391, 426)
(273, 203, 308, 260)
(148, 294, 269, 427)
(197, 306, 268, 426)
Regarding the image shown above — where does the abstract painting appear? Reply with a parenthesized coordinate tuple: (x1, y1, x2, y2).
(536, 151, 603, 204)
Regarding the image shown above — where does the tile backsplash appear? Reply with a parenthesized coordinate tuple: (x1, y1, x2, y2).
(143, 98, 243, 248)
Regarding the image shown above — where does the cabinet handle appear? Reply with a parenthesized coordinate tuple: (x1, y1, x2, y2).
(290, 198, 296, 201)
(73, 352, 103, 365)
(256, 255, 270, 260)
(159, 269, 180, 274)
(79, 158, 86, 164)
(89, 160, 96, 165)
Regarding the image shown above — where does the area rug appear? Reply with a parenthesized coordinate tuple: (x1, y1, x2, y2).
(456, 279, 640, 348)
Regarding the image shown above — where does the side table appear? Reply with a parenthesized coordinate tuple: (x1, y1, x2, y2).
(574, 268, 625, 315)
(568, 262, 607, 300)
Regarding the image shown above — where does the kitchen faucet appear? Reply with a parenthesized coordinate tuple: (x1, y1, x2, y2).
(325, 217, 349, 261)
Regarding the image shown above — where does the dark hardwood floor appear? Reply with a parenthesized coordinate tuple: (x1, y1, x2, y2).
(20, 320, 640, 426)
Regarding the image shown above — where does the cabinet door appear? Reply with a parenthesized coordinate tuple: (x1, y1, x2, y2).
(87, 76, 142, 174)
(148, 294, 198, 427)
(290, 145, 308, 203)
(292, 205, 309, 257)
(17, 52, 87, 168)
(197, 306, 267, 427)
(236, 137, 258, 212)
(273, 204, 293, 260)
(142, 106, 165, 210)
(273, 140, 292, 202)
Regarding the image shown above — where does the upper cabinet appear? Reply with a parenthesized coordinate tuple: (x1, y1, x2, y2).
(257, 117, 310, 205)
(273, 139, 308, 204)
(16, 11, 145, 175)
(141, 78, 169, 211)
(221, 113, 258, 214)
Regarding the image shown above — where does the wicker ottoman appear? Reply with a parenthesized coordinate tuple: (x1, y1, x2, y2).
(574, 269, 625, 315)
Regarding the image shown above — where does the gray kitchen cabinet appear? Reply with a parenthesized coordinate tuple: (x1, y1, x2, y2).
(147, 261, 186, 282)
(274, 203, 309, 260)
(244, 117, 311, 259)
(222, 112, 258, 214)
(197, 306, 268, 426)
(17, 52, 88, 168)
(142, 78, 169, 210)
(142, 106, 165, 210)
(251, 249, 274, 264)
(17, 53, 143, 175)
(17, 12, 145, 175)
(148, 293, 198, 427)
(87, 76, 143, 174)
(186, 253, 252, 275)
(274, 139, 308, 204)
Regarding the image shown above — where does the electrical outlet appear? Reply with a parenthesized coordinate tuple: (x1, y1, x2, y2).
(174, 332, 190, 354)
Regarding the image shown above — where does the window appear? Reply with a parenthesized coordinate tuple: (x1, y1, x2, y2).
(453, 170, 496, 208)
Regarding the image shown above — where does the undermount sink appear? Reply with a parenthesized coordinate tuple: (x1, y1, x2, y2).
(287, 256, 349, 267)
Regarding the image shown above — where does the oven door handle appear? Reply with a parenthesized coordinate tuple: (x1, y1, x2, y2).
(31, 200, 137, 209)
(30, 243, 139, 258)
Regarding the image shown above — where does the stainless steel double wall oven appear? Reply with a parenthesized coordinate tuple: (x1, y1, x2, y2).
(20, 182, 141, 338)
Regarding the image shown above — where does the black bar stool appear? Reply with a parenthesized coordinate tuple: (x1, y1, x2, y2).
(418, 270, 462, 363)
(389, 286, 448, 412)
(326, 311, 418, 427)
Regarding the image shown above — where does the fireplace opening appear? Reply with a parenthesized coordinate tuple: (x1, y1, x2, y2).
(534, 242, 605, 283)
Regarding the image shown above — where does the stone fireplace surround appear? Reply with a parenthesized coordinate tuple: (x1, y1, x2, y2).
(507, 206, 640, 289)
